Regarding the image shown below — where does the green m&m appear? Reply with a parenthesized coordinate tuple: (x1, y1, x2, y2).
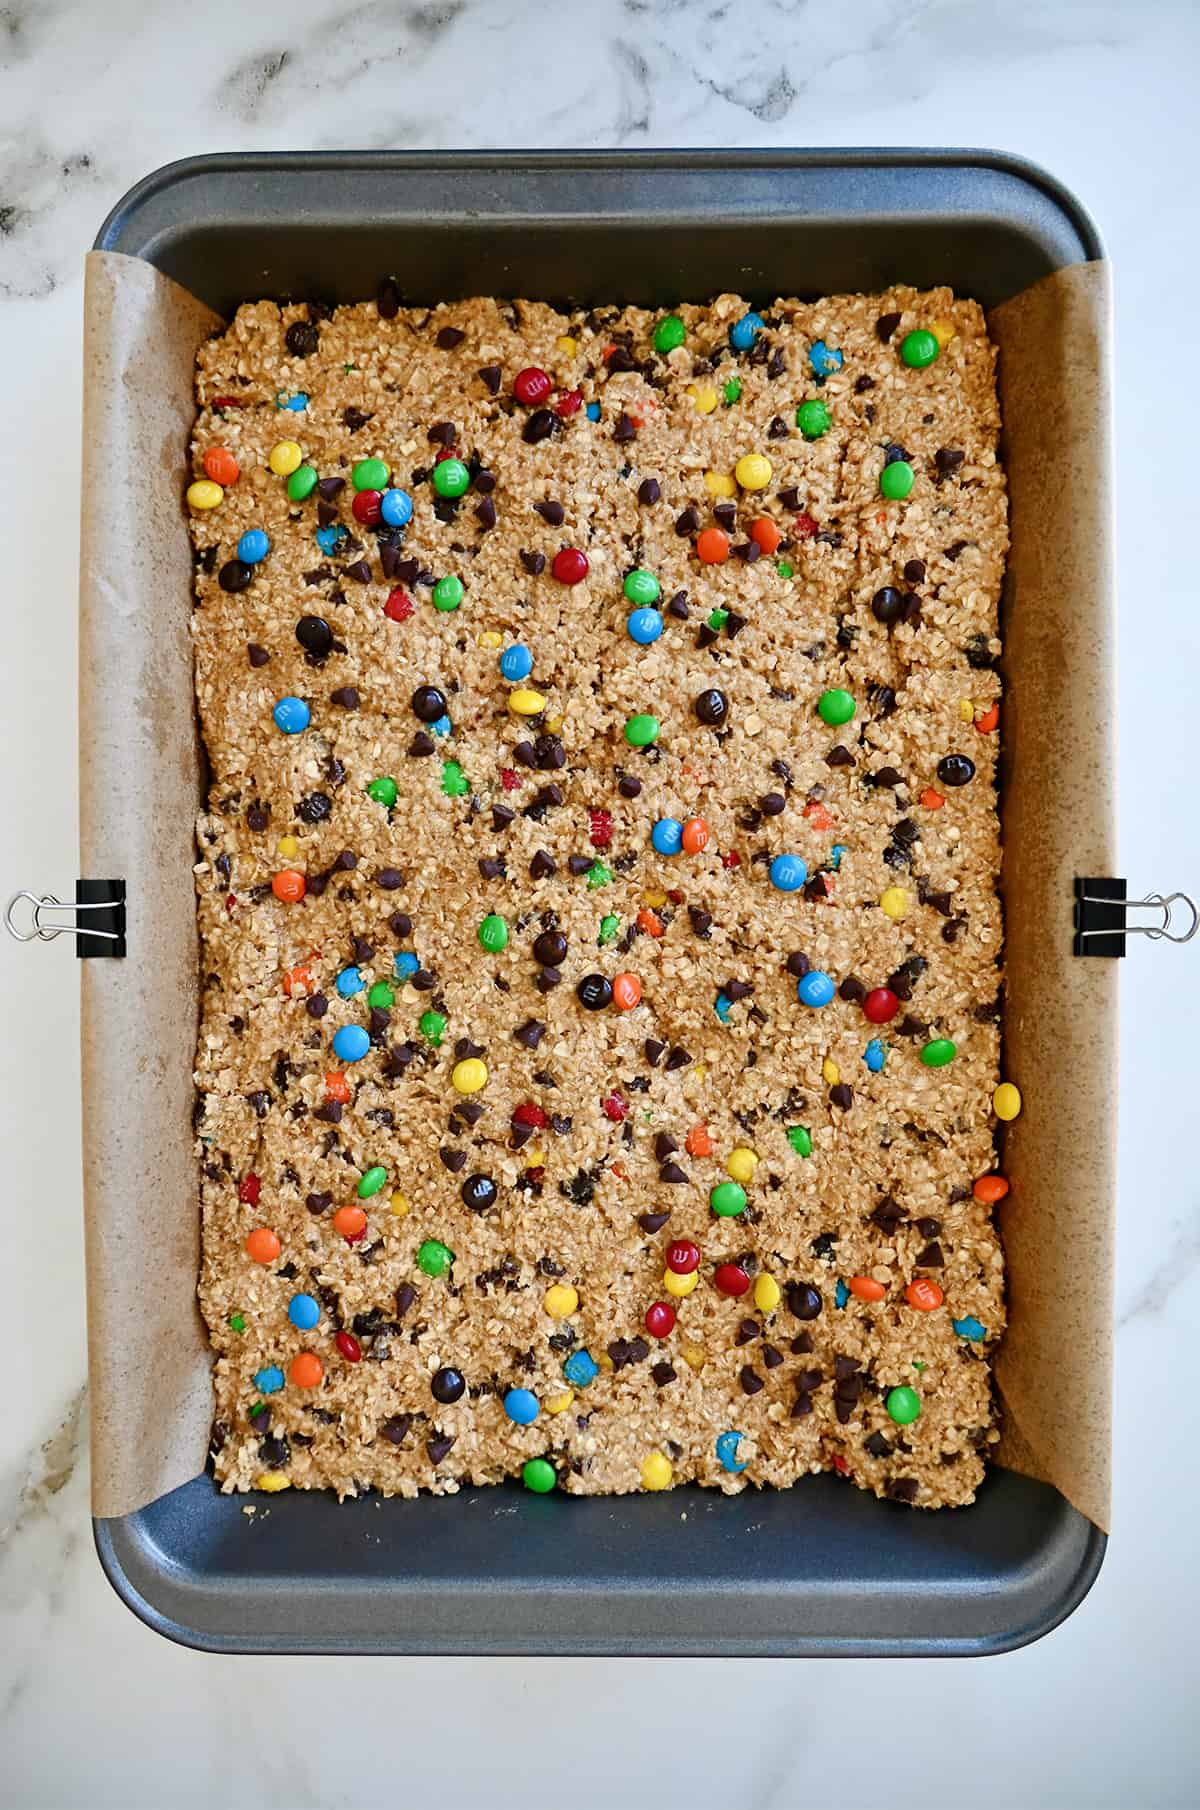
(419, 1009, 447, 1045)
(432, 457, 470, 499)
(900, 328, 939, 369)
(522, 1456, 557, 1493)
(710, 1181, 747, 1218)
(367, 775, 398, 807)
(286, 463, 318, 501)
(367, 981, 394, 1010)
(479, 913, 509, 952)
(886, 1385, 922, 1425)
(624, 713, 660, 747)
(880, 460, 914, 501)
(418, 1239, 454, 1278)
(787, 1125, 813, 1157)
(653, 315, 685, 354)
(623, 568, 661, 606)
(796, 399, 831, 440)
(433, 574, 464, 612)
(921, 1038, 957, 1068)
(352, 456, 390, 490)
(817, 687, 855, 727)
(357, 1165, 388, 1199)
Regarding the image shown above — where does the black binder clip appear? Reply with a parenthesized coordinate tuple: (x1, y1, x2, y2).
(4, 881, 126, 958)
(1073, 878, 1197, 957)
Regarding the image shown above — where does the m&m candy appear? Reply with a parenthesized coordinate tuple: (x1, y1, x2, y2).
(729, 312, 764, 351)
(886, 1386, 922, 1425)
(901, 328, 940, 368)
(500, 643, 534, 681)
(332, 1025, 370, 1063)
(797, 970, 835, 1008)
(504, 1387, 540, 1425)
(796, 399, 831, 439)
(654, 315, 686, 353)
(552, 547, 589, 585)
(710, 1181, 747, 1218)
(432, 458, 470, 498)
(273, 696, 310, 734)
(237, 529, 270, 564)
(187, 479, 223, 510)
(380, 487, 413, 527)
(353, 456, 389, 490)
(769, 854, 807, 892)
(627, 607, 663, 644)
(522, 1457, 557, 1492)
(652, 818, 683, 856)
(623, 568, 660, 605)
(288, 1293, 320, 1330)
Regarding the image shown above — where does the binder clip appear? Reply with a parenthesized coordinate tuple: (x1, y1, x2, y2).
(1073, 878, 1197, 957)
(4, 881, 126, 958)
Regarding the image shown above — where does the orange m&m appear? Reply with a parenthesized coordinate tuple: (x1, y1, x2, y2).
(289, 1352, 324, 1388)
(324, 1072, 351, 1105)
(272, 870, 306, 903)
(245, 1227, 280, 1264)
(332, 1204, 367, 1241)
(681, 817, 709, 854)
(849, 1275, 886, 1302)
(612, 972, 642, 1011)
(905, 1278, 945, 1312)
(973, 1174, 1010, 1204)
(696, 527, 729, 565)
(749, 515, 782, 555)
(202, 446, 239, 486)
(685, 1124, 713, 1157)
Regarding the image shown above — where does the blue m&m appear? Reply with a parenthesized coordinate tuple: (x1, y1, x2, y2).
(504, 1387, 540, 1425)
(585, 401, 601, 421)
(769, 853, 808, 892)
(253, 1366, 285, 1395)
(652, 818, 683, 856)
(394, 951, 420, 980)
(500, 643, 533, 682)
(380, 488, 413, 527)
(273, 696, 310, 734)
(237, 529, 270, 564)
(716, 1430, 748, 1473)
(809, 339, 843, 379)
(315, 524, 347, 555)
(287, 1293, 320, 1330)
(627, 607, 663, 645)
(563, 1348, 598, 1388)
(332, 1024, 370, 1063)
(729, 312, 765, 351)
(335, 966, 364, 998)
(864, 1039, 886, 1072)
(797, 970, 835, 1008)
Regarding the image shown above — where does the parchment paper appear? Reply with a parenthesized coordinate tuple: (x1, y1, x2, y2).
(80, 249, 1115, 1529)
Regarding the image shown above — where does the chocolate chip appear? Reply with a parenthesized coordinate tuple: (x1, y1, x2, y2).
(787, 1282, 823, 1320)
(520, 549, 546, 576)
(614, 412, 637, 442)
(478, 856, 505, 880)
(651, 1361, 676, 1386)
(247, 801, 269, 832)
(935, 447, 965, 480)
(791, 1394, 814, 1418)
(343, 406, 371, 432)
(618, 774, 642, 799)
(376, 867, 404, 890)
(534, 500, 564, 526)
(763, 1344, 784, 1369)
(916, 1241, 945, 1269)
(768, 413, 789, 438)
(479, 364, 502, 394)
(376, 278, 401, 319)
(306, 1190, 332, 1215)
(740, 1367, 765, 1396)
(644, 1039, 665, 1067)
(285, 319, 320, 357)
(427, 1435, 456, 1465)
(536, 966, 561, 992)
(902, 559, 926, 585)
(435, 325, 465, 349)
(666, 591, 689, 620)
(736, 1318, 760, 1346)
(824, 745, 855, 768)
(694, 688, 728, 727)
(492, 804, 515, 832)
(944, 539, 969, 562)
(475, 495, 497, 531)
(408, 732, 435, 757)
(636, 476, 661, 505)
(381, 1414, 411, 1446)
(639, 1211, 671, 1233)
(330, 686, 359, 709)
(514, 1019, 546, 1050)
(220, 559, 254, 596)
(659, 1162, 688, 1184)
(523, 408, 556, 445)
(305, 993, 328, 1019)
(725, 979, 753, 1002)
(838, 976, 865, 1003)
(938, 754, 976, 787)
(875, 312, 901, 342)
(664, 1045, 690, 1072)
(785, 952, 811, 977)
(675, 505, 701, 536)
(297, 791, 331, 824)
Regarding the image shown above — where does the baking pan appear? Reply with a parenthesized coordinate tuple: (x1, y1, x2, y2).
(88, 150, 1108, 1656)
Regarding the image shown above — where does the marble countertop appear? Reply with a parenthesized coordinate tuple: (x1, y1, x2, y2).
(2, 1, 1198, 1804)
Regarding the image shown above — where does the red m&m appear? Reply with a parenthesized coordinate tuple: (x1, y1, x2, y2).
(552, 547, 589, 585)
(645, 1301, 677, 1339)
(714, 1263, 751, 1297)
(666, 1239, 700, 1274)
(352, 488, 382, 526)
(514, 367, 551, 406)
(863, 987, 899, 1024)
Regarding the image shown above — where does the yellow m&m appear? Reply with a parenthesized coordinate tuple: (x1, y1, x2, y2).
(734, 452, 772, 491)
(543, 1283, 578, 1318)
(268, 439, 303, 476)
(641, 1451, 673, 1491)
(186, 479, 224, 511)
(993, 1082, 1022, 1121)
(451, 1057, 488, 1094)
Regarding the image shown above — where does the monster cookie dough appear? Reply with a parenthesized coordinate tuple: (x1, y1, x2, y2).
(190, 286, 1009, 1508)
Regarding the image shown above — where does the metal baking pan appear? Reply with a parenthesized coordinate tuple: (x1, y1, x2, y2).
(91, 149, 1106, 1657)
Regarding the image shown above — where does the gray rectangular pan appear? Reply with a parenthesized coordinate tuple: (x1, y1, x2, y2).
(91, 149, 1105, 1656)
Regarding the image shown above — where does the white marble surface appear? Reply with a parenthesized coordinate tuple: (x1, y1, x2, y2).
(2, 1, 1199, 1804)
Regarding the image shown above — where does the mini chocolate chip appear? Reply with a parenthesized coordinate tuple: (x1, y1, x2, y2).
(523, 408, 556, 445)
(659, 1162, 688, 1184)
(664, 1045, 690, 1072)
(381, 1414, 411, 1446)
(935, 447, 965, 479)
(376, 867, 404, 890)
(875, 312, 901, 342)
(492, 804, 515, 832)
(644, 1039, 665, 1066)
(376, 278, 401, 319)
(618, 774, 642, 799)
(838, 976, 865, 1003)
(305, 993, 328, 1018)
(427, 1435, 456, 1465)
(916, 1216, 942, 1239)
(785, 952, 811, 977)
(639, 1211, 671, 1233)
(740, 1367, 765, 1396)
(285, 319, 320, 357)
(534, 500, 565, 526)
(675, 505, 700, 536)
(916, 1241, 945, 1268)
(479, 364, 502, 394)
(439, 1147, 466, 1173)
(388, 912, 413, 938)
(824, 745, 855, 767)
(637, 477, 661, 504)
(651, 1361, 676, 1386)
(478, 857, 505, 880)
(902, 559, 926, 585)
(830, 1083, 853, 1110)
(519, 549, 546, 576)
(763, 1344, 784, 1369)
(475, 496, 497, 530)
(436, 326, 465, 349)
(330, 686, 359, 709)
(408, 731, 435, 757)
(536, 966, 562, 992)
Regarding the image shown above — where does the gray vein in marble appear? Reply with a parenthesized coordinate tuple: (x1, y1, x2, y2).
(1118, 1211, 1200, 1327)
(1, 1385, 88, 1720)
